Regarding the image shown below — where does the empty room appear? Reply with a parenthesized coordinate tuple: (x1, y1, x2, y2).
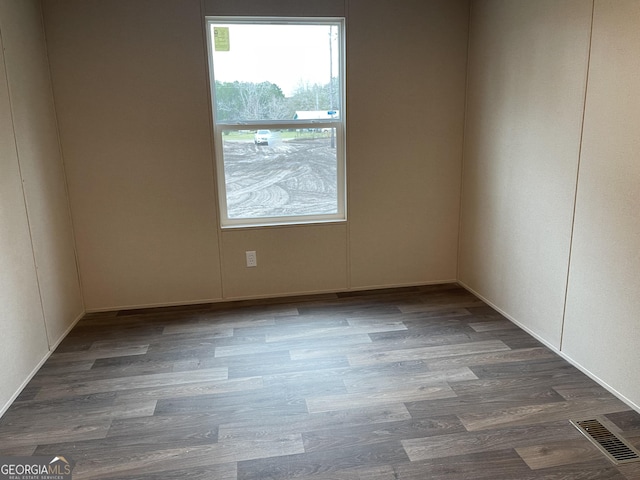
(1, 0, 639, 478)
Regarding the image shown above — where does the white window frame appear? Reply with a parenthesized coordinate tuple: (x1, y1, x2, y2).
(205, 17, 346, 228)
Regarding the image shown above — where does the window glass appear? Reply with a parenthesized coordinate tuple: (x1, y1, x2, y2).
(207, 19, 345, 227)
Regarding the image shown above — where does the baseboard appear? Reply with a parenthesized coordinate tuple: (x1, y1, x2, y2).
(458, 280, 640, 414)
(457, 280, 561, 352)
(47, 310, 85, 351)
(85, 298, 217, 313)
(85, 279, 459, 313)
(554, 348, 640, 413)
(347, 279, 458, 293)
(0, 310, 85, 419)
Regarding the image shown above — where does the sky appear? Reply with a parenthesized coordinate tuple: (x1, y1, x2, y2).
(210, 23, 340, 97)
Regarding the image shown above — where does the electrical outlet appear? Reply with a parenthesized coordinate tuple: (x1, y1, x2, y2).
(245, 250, 257, 267)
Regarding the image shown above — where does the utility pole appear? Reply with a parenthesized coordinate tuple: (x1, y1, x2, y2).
(328, 25, 335, 148)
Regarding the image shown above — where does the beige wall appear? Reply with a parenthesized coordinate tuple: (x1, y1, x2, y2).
(0, 0, 83, 415)
(459, 0, 592, 348)
(221, 225, 348, 299)
(460, 0, 640, 410)
(43, 0, 470, 311)
(348, 0, 468, 289)
(563, 0, 640, 409)
(43, 0, 223, 310)
(3, 0, 640, 417)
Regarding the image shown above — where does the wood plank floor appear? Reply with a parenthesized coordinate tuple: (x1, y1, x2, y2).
(1, 284, 639, 479)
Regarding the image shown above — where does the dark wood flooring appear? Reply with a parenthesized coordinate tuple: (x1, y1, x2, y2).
(1, 284, 639, 479)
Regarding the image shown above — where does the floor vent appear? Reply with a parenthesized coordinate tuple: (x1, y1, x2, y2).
(571, 418, 640, 465)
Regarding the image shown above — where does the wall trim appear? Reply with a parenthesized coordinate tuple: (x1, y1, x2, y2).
(0, 310, 84, 419)
(84, 279, 458, 313)
(47, 310, 85, 353)
(458, 280, 640, 414)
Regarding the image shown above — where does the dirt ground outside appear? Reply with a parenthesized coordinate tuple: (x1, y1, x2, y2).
(221, 134, 338, 219)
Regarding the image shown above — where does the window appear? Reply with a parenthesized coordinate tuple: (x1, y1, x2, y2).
(206, 18, 346, 227)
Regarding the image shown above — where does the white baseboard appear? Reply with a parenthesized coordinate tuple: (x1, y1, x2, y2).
(0, 310, 85, 419)
(85, 279, 459, 313)
(48, 310, 85, 351)
(458, 280, 640, 414)
(85, 298, 216, 313)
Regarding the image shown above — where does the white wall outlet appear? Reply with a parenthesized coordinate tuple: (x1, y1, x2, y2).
(245, 250, 257, 267)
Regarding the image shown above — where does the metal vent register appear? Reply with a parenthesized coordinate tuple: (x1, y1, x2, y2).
(571, 418, 640, 465)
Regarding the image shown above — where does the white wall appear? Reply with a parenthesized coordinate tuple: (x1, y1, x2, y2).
(460, 0, 640, 410)
(43, 0, 470, 311)
(563, 0, 640, 409)
(0, 0, 83, 415)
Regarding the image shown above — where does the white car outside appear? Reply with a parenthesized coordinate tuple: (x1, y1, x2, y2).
(254, 129, 271, 145)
